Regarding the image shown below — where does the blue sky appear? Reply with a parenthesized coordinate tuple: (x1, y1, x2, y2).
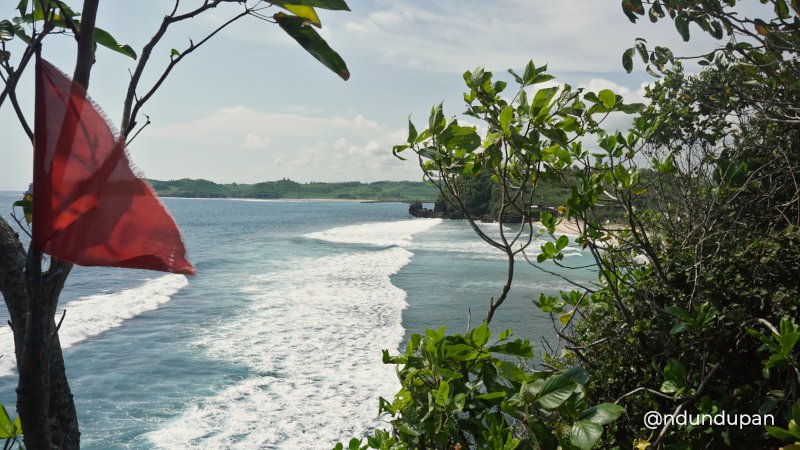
(0, 0, 730, 190)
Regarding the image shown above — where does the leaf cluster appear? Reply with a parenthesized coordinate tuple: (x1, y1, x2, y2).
(338, 324, 622, 450)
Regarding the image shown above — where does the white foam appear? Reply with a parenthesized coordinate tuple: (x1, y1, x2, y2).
(148, 220, 439, 449)
(411, 237, 550, 260)
(410, 221, 584, 261)
(0, 274, 188, 377)
(306, 218, 441, 247)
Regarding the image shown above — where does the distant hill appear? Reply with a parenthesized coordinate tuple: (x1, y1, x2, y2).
(148, 178, 437, 202)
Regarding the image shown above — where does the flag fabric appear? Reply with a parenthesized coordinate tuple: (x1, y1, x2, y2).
(32, 56, 195, 275)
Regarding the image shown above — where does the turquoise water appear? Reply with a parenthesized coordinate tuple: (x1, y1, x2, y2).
(0, 194, 594, 449)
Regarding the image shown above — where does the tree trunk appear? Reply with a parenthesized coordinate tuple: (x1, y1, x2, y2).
(1, 217, 79, 449)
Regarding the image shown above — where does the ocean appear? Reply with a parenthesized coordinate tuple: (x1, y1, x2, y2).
(0, 193, 594, 449)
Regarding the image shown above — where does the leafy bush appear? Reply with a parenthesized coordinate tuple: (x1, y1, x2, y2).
(337, 324, 622, 450)
(345, 1, 800, 448)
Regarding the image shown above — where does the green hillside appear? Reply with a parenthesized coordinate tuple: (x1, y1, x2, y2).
(148, 178, 437, 202)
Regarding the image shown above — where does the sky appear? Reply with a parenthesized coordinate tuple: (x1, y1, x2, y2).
(0, 0, 733, 190)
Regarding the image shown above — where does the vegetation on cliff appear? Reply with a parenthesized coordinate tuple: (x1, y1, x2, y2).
(148, 178, 438, 201)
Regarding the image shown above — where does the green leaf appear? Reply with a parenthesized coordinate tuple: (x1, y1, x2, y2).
(348, 437, 361, 450)
(621, 1, 639, 22)
(392, 144, 408, 160)
(775, 0, 790, 19)
(0, 404, 19, 438)
(670, 322, 688, 335)
(562, 365, 590, 385)
(570, 420, 604, 450)
(0, 20, 14, 41)
(675, 15, 690, 41)
(623, 0, 644, 14)
(766, 425, 800, 441)
(280, 4, 322, 27)
(441, 122, 480, 151)
(13, 23, 31, 44)
(435, 366, 461, 380)
(435, 380, 450, 406)
(614, 165, 631, 188)
(17, 0, 29, 15)
(598, 89, 616, 108)
(499, 105, 513, 134)
(532, 86, 558, 113)
(496, 360, 527, 382)
(497, 329, 513, 341)
(489, 340, 534, 358)
(395, 422, 421, 437)
(407, 117, 418, 145)
(429, 102, 444, 134)
(665, 306, 691, 320)
(93, 26, 137, 59)
(522, 60, 536, 84)
(635, 41, 649, 63)
(580, 403, 624, 425)
(557, 116, 579, 132)
(476, 391, 507, 401)
(414, 129, 431, 145)
(535, 374, 576, 410)
(275, 13, 350, 80)
(622, 103, 644, 114)
(661, 358, 686, 393)
(781, 331, 800, 356)
(270, 0, 350, 10)
(445, 343, 474, 361)
(472, 322, 491, 347)
(507, 68, 523, 85)
(541, 128, 568, 149)
(706, 20, 723, 39)
(622, 47, 634, 73)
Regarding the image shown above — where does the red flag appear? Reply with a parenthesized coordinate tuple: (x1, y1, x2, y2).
(32, 56, 195, 275)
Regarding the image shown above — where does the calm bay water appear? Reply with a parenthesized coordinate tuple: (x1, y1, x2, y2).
(0, 193, 594, 449)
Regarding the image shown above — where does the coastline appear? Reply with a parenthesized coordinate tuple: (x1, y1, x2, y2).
(159, 196, 374, 203)
(158, 196, 434, 203)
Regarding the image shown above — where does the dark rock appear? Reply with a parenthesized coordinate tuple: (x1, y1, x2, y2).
(409, 201, 434, 218)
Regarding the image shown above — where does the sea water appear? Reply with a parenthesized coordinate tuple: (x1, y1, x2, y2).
(0, 194, 595, 449)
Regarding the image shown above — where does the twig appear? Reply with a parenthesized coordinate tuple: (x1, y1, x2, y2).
(52, 309, 66, 337)
(9, 210, 32, 238)
(652, 365, 719, 449)
(614, 386, 674, 403)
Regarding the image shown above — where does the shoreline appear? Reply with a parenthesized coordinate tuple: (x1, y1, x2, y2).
(159, 196, 427, 203)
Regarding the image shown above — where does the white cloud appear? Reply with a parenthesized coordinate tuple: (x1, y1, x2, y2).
(242, 134, 272, 149)
(148, 106, 382, 143)
(135, 106, 421, 184)
(328, 0, 718, 75)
